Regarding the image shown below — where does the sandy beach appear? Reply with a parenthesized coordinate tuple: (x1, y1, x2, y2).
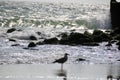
(0, 64, 120, 80)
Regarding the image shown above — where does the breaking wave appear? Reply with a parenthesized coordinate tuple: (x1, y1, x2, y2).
(0, 1, 111, 29)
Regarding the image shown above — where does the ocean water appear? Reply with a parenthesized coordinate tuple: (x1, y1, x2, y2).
(0, 1, 111, 29)
(0, 1, 120, 65)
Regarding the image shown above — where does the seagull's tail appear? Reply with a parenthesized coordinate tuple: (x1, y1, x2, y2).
(52, 61, 56, 63)
(52, 59, 57, 63)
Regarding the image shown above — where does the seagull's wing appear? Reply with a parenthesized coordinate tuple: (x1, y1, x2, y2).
(53, 57, 64, 63)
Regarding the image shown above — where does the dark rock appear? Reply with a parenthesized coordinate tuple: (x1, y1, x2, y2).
(59, 32, 99, 45)
(92, 30, 111, 42)
(116, 41, 120, 45)
(7, 28, 16, 33)
(29, 36, 37, 40)
(110, 40, 117, 43)
(92, 30, 104, 42)
(28, 42, 36, 47)
(82, 42, 99, 46)
(23, 47, 29, 49)
(58, 33, 68, 39)
(36, 32, 41, 35)
(100, 33, 112, 41)
(59, 39, 69, 45)
(67, 32, 93, 44)
(16, 60, 22, 64)
(76, 58, 86, 61)
(9, 38, 16, 42)
(105, 41, 112, 47)
(59, 33, 69, 45)
(43, 37, 59, 44)
(93, 30, 104, 36)
(113, 28, 120, 34)
(118, 45, 120, 50)
(36, 41, 44, 45)
(105, 30, 112, 33)
(93, 35, 103, 42)
(117, 59, 120, 61)
(114, 35, 120, 40)
(84, 31, 92, 37)
(11, 44, 20, 46)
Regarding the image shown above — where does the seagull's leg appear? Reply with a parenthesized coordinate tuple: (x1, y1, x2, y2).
(61, 63, 63, 71)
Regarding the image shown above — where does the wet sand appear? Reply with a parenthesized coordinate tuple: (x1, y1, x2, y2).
(0, 64, 120, 80)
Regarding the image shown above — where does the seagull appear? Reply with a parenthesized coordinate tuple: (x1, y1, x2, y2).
(53, 53, 69, 70)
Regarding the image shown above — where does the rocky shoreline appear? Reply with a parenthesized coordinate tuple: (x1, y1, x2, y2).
(6, 27, 120, 50)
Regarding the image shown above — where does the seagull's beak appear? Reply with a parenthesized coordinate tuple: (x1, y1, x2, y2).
(65, 53, 69, 55)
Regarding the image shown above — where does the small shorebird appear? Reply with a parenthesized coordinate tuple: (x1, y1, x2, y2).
(53, 53, 69, 70)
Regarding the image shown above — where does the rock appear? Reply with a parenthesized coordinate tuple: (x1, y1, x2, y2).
(92, 30, 111, 42)
(7, 28, 16, 33)
(59, 39, 69, 45)
(101, 33, 112, 41)
(76, 58, 86, 61)
(93, 35, 103, 42)
(11, 44, 20, 46)
(93, 30, 104, 36)
(105, 41, 112, 47)
(58, 32, 68, 39)
(36, 41, 44, 45)
(116, 41, 120, 45)
(116, 40, 120, 50)
(113, 28, 120, 34)
(105, 30, 112, 33)
(29, 36, 37, 40)
(43, 37, 59, 44)
(117, 59, 120, 61)
(16, 60, 22, 64)
(67, 32, 93, 44)
(23, 47, 29, 49)
(118, 45, 120, 50)
(81, 42, 99, 46)
(59, 32, 96, 45)
(28, 42, 36, 47)
(110, 40, 117, 43)
(36, 32, 41, 35)
(9, 38, 16, 42)
(84, 31, 92, 37)
(59, 33, 69, 45)
(114, 35, 120, 40)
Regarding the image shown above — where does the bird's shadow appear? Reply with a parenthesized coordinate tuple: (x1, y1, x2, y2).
(54, 69, 67, 80)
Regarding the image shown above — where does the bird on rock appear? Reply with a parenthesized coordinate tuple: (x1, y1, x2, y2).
(53, 53, 69, 70)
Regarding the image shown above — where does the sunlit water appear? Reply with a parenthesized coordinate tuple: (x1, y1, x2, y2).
(0, 1, 110, 29)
